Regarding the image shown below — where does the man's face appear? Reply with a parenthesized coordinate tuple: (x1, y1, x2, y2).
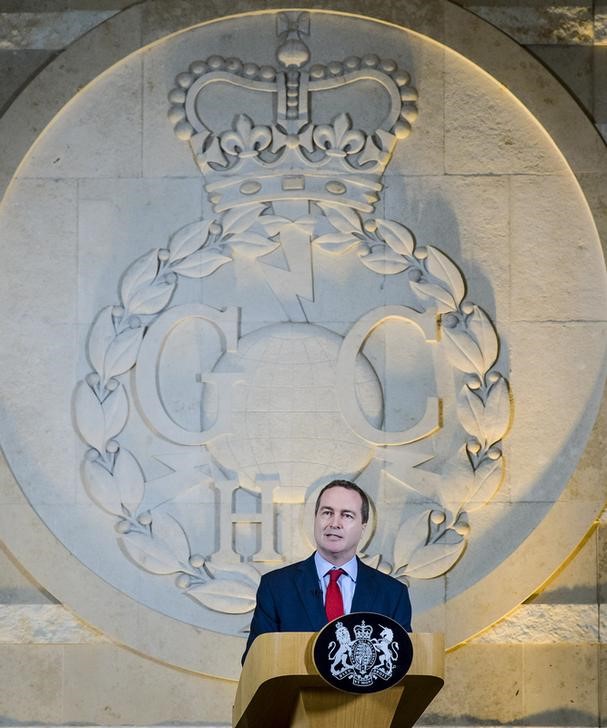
(314, 486, 366, 565)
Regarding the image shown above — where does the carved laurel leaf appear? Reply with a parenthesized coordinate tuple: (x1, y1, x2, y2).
(120, 250, 159, 309)
(126, 280, 176, 316)
(465, 457, 504, 512)
(258, 215, 290, 237)
(483, 376, 511, 444)
(204, 560, 261, 588)
(393, 509, 431, 569)
(168, 219, 213, 263)
(170, 250, 231, 278)
(360, 249, 408, 275)
(442, 325, 485, 374)
(405, 536, 466, 578)
(313, 233, 360, 254)
(444, 444, 478, 505)
(150, 512, 190, 564)
(74, 381, 105, 452)
(457, 385, 485, 438)
(467, 306, 499, 372)
(425, 246, 465, 308)
(318, 202, 363, 234)
(87, 307, 116, 375)
(112, 447, 145, 514)
(410, 280, 457, 313)
(120, 531, 185, 575)
(101, 385, 128, 441)
(83, 459, 124, 515)
(222, 204, 265, 236)
(227, 234, 279, 258)
(375, 219, 415, 256)
(186, 579, 257, 614)
(104, 326, 144, 380)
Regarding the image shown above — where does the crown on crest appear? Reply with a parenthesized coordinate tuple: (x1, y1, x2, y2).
(353, 621, 373, 640)
(168, 12, 418, 214)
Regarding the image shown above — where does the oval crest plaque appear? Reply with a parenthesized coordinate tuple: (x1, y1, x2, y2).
(313, 612, 413, 693)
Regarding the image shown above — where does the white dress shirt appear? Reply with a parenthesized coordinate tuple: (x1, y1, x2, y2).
(314, 551, 358, 614)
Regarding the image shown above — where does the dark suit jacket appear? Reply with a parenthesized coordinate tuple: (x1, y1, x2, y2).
(243, 553, 412, 663)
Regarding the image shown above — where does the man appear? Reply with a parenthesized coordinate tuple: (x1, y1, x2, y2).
(243, 479, 412, 662)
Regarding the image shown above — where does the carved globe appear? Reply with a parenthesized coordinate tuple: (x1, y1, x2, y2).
(203, 322, 382, 491)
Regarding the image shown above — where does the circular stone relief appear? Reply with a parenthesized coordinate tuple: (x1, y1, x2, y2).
(0, 5, 605, 680)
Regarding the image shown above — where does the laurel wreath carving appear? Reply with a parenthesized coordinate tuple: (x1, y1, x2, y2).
(311, 201, 511, 580)
(74, 199, 511, 612)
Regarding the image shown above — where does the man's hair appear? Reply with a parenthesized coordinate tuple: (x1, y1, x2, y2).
(314, 480, 370, 524)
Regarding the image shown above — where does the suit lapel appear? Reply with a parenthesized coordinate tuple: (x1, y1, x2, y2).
(294, 554, 326, 630)
(351, 558, 372, 613)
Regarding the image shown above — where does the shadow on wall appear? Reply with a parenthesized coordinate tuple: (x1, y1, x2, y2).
(424, 708, 599, 726)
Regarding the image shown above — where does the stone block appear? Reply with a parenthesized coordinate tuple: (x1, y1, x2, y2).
(0, 10, 116, 49)
(510, 175, 607, 322)
(506, 321, 607, 503)
(599, 520, 607, 605)
(523, 644, 599, 725)
(533, 527, 599, 604)
(0, 319, 79, 506)
(0, 1, 132, 8)
(444, 2, 607, 175)
(444, 50, 569, 175)
(0, 644, 63, 723)
(601, 644, 607, 721)
(77, 177, 203, 324)
(0, 178, 77, 324)
(384, 174, 510, 325)
(594, 47, 607, 126)
(596, 4, 607, 45)
(577, 171, 607, 249)
(62, 642, 236, 725)
(461, 5, 594, 45)
(0, 4, 142, 190)
(443, 500, 604, 648)
(21, 54, 142, 178)
(0, 540, 54, 604)
(527, 44, 593, 114)
(0, 604, 105, 642)
(0, 49, 54, 113)
(423, 644, 523, 725)
(470, 603, 600, 643)
(0, 450, 23, 507)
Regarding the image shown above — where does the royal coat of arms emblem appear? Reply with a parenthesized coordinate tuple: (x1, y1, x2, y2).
(313, 613, 413, 692)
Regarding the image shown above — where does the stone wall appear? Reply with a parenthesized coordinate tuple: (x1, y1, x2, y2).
(0, 2, 605, 726)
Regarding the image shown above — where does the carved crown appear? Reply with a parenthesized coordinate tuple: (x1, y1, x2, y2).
(168, 13, 418, 214)
(353, 621, 373, 640)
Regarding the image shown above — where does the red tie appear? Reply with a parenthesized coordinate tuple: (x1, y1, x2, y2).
(325, 568, 346, 622)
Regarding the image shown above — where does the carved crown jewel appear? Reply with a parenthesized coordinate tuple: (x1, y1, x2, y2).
(168, 12, 418, 214)
(353, 621, 373, 640)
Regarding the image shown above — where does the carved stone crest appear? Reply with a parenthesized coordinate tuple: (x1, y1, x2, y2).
(73, 12, 511, 629)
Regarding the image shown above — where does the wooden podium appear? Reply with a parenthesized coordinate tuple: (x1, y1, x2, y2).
(233, 632, 444, 728)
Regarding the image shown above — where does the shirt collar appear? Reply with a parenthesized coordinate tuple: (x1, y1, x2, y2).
(314, 551, 358, 582)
